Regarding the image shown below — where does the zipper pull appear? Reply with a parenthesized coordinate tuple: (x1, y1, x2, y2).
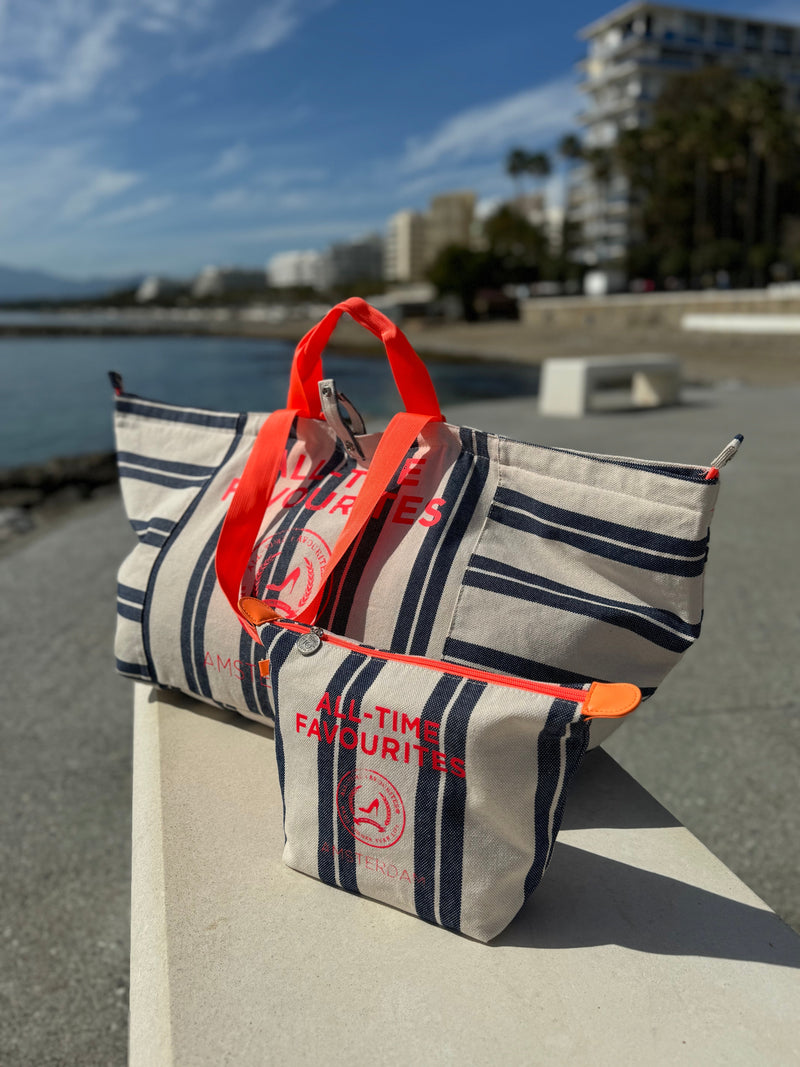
(582, 682, 641, 720)
(296, 626, 324, 655)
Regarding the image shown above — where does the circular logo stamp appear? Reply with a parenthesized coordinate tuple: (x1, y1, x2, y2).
(244, 527, 330, 618)
(336, 769, 406, 849)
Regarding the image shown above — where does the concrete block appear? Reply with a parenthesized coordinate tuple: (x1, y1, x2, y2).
(130, 684, 800, 1067)
(539, 355, 681, 417)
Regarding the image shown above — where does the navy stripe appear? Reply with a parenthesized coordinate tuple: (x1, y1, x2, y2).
(438, 680, 484, 933)
(408, 429, 489, 655)
(254, 447, 345, 605)
(131, 517, 176, 533)
(335, 656, 388, 895)
(470, 556, 701, 639)
(472, 428, 490, 460)
(543, 720, 589, 871)
(524, 701, 587, 900)
(117, 583, 145, 605)
(117, 601, 143, 623)
(495, 487, 708, 558)
(318, 652, 366, 887)
(193, 542, 222, 699)
(462, 570, 694, 654)
(412, 674, 463, 924)
(139, 531, 168, 548)
(115, 658, 151, 679)
(116, 397, 240, 429)
(317, 444, 414, 632)
(140, 414, 246, 683)
(117, 451, 217, 477)
(236, 625, 266, 719)
(391, 430, 479, 655)
(179, 518, 224, 697)
(320, 488, 396, 634)
(118, 466, 210, 490)
(263, 629, 295, 835)
(490, 503, 706, 577)
(444, 637, 596, 688)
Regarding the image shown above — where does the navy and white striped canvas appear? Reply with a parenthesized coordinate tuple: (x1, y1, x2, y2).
(113, 378, 727, 747)
(259, 622, 592, 942)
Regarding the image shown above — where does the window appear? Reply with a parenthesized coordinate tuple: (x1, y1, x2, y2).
(685, 14, 706, 41)
(744, 23, 764, 52)
(773, 28, 793, 55)
(715, 19, 736, 47)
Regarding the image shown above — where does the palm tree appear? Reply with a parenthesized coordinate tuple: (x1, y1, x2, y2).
(557, 134, 583, 163)
(505, 148, 529, 200)
(525, 151, 551, 186)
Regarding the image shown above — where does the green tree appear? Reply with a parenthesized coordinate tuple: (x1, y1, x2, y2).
(426, 245, 505, 320)
(613, 66, 800, 287)
(505, 147, 529, 199)
(482, 205, 550, 283)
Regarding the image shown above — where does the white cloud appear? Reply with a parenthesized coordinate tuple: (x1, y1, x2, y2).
(0, 1, 327, 119)
(209, 187, 252, 211)
(402, 75, 581, 172)
(207, 143, 251, 178)
(9, 7, 127, 119)
(98, 195, 173, 225)
(61, 168, 141, 220)
(174, 0, 333, 68)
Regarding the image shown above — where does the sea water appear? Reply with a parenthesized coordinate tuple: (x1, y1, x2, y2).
(0, 334, 539, 469)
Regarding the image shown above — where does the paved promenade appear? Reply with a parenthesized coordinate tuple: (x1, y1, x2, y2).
(1, 378, 798, 1063)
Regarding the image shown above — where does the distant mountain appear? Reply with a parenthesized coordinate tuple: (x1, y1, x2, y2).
(0, 263, 141, 303)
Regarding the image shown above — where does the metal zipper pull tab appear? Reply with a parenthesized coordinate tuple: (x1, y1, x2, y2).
(296, 626, 324, 656)
(705, 434, 744, 479)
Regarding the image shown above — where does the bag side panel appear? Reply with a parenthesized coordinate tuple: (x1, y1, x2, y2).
(443, 437, 720, 698)
(113, 400, 248, 687)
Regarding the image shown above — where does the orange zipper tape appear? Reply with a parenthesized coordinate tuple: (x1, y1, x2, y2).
(239, 599, 641, 722)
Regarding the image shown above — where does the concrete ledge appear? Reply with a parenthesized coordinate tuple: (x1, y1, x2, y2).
(539, 355, 681, 417)
(683, 313, 800, 334)
(130, 683, 800, 1066)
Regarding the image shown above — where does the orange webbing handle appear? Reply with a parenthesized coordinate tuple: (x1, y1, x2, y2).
(215, 408, 438, 641)
(286, 297, 444, 421)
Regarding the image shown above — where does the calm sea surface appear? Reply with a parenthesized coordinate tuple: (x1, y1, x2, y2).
(0, 334, 539, 469)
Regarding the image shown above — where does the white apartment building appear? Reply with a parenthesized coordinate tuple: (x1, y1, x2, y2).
(267, 250, 324, 289)
(317, 234, 384, 290)
(425, 191, 477, 266)
(385, 210, 428, 283)
(571, 2, 800, 266)
(191, 266, 266, 298)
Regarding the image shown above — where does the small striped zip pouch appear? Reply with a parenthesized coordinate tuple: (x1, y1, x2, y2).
(250, 605, 640, 942)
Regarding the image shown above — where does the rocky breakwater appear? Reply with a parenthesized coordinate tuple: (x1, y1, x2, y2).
(0, 452, 118, 546)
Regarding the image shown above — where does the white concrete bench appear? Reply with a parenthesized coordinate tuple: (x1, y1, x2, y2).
(539, 355, 681, 417)
(129, 684, 800, 1066)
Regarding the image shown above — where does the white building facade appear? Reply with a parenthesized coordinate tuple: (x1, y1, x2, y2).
(267, 251, 324, 289)
(572, 2, 800, 266)
(385, 210, 428, 283)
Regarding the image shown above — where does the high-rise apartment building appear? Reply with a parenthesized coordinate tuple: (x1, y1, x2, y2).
(424, 192, 477, 266)
(385, 210, 428, 282)
(571, 2, 800, 266)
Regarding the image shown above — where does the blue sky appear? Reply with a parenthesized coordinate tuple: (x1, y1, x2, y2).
(1, 0, 797, 279)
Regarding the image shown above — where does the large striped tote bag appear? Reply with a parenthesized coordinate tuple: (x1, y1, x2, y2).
(114, 297, 737, 746)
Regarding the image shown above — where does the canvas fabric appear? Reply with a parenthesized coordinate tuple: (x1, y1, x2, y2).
(257, 620, 605, 942)
(113, 299, 728, 747)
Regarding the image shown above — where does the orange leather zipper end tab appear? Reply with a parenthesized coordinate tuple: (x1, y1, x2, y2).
(582, 682, 641, 720)
(239, 597, 282, 626)
(258, 659, 271, 678)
